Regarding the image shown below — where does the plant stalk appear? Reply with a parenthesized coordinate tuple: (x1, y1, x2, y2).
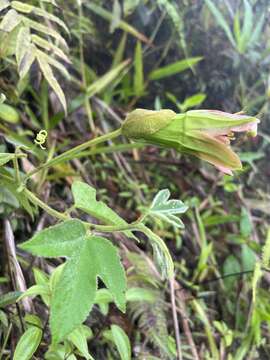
(23, 188, 69, 221)
(22, 187, 143, 232)
(170, 277, 183, 360)
(24, 128, 122, 181)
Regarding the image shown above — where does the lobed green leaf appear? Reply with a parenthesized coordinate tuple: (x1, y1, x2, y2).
(19, 219, 86, 257)
(72, 181, 134, 238)
(20, 221, 126, 344)
(149, 189, 188, 228)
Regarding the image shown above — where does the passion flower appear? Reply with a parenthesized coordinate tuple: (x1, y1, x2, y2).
(121, 109, 259, 175)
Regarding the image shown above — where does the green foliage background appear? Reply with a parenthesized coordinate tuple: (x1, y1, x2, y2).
(0, 0, 270, 359)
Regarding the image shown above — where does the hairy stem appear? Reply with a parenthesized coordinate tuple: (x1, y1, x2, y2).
(13, 150, 26, 184)
(22, 187, 143, 232)
(23, 188, 69, 221)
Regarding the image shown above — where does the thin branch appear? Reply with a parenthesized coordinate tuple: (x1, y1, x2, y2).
(169, 276, 183, 360)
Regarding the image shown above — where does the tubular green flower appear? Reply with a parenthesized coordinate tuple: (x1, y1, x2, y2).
(121, 109, 260, 175)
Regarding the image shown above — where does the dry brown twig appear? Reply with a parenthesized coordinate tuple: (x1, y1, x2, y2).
(4, 219, 33, 313)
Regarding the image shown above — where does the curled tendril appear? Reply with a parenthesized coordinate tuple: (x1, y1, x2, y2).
(34, 130, 48, 150)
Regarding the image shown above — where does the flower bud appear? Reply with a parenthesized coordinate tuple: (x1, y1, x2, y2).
(122, 108, 260, 175)
(121, 108, 176, 139)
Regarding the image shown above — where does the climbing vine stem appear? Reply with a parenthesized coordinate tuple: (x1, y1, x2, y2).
(24, 128, 122, 182)
(22, 187, 145, 232)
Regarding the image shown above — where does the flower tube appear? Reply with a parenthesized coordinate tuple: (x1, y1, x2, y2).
(121, 109, 259, 175)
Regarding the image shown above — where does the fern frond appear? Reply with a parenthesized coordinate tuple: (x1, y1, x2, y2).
(11, 1, 69, 33)
(22, 18, 68, 48)
(37, 53, 67, 112)
(35, 49, 69, 79)
(127, 253, 174, 359)
(31, 34, 70, 63)
(0, 0, 69, 112)
(16, 26, 31, 64)
(0, 9, 22, 31)
(136, 295, 173, 359)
